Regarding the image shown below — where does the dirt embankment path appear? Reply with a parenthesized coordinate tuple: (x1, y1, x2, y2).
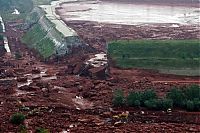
(101, 0, 200, 8)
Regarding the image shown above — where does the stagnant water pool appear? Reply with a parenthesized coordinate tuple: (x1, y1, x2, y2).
(56, 0, 200, 25)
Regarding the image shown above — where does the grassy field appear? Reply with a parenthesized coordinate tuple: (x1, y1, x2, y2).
(108, 40, 200, 76)
(21, 23, 55, 58)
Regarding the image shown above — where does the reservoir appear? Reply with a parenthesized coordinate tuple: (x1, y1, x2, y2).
(56, 0, 200, 25)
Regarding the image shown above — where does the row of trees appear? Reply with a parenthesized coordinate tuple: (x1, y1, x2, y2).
(113, 85, 200, 111)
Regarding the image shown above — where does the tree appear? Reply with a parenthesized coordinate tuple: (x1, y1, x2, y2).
(113, 89, 125, 107)
(10, 113, 25, 125)
(127, 91, 141, 107)
(141, 89, 157, 105)
(167, 88, 185, 107)
(183, 85, 200, 100)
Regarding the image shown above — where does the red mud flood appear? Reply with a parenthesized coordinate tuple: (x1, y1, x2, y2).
(0, 2, 200, 132)
(0, 30, 199, 132)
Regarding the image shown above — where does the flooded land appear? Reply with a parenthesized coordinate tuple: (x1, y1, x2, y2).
(0, 0, 200, 132)
(57, 0, 200, 25)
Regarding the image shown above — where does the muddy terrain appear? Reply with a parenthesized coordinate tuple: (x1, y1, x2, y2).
(65, 21, 200, 51)
(0, 18, 199, 132)
(0, 0, 200, 132)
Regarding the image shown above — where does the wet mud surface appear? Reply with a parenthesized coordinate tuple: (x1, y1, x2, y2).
(0, 20, 199, 132)
(0, 1, 200, 132)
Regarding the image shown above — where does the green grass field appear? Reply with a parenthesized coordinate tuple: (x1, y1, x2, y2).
(108, 40, 200, 76)
(21, 23, 55, 58)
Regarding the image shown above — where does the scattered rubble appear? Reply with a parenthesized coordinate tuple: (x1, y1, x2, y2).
(0, 10, 199, 132)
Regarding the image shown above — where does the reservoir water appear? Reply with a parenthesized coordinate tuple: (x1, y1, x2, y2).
(57, 0, 200, 25)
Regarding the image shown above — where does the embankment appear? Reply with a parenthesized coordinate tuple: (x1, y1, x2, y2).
(22, 6, 82, 59)
(102, 0, 200, 7)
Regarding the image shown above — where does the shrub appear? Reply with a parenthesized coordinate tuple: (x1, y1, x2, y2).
(15, 51, 22, 60)
(144, 99, 173, 110)
(166, 88, 185, 107)
(10, 113, 25, 125)
(36, 127, 49, 133)
(183, 85, 200, 100)
(127, 91, 141, 107)
(141, 89, 157, 105)
(144, 99, 158, 110)
(0, 34, 3, 40)
(134, 100, 141, 107)
(157, 99, 173, 110)
(186, 100, 194, 111)
(193, 98, 200, 111)
(112, 89, 125, 107)
(19, 125, 27, 133)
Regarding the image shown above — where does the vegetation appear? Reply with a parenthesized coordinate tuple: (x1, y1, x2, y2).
(113, 85, 200, 111)
(18, 125, 27, 133)
(141, 89, 157, 105)
(166, 88, 186, 107)
(113, 89, 125, 107)
(0, 22, 3, 40)
(15, 51, 22, 60)
(144, 99, 173, 110)
(127, 92, 141, 107)
(10, 113, 26, 125)
(0, 22, 3, 32)
(21, 23, 55, 58)
(0, 0, 33, 21)
(36, 127, 49, 133)
(167, 85, 200, 111)
(0, 35, 3, 41)
(108, 40, 200, 76)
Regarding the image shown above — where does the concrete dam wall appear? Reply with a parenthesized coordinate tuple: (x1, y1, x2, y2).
(22, 4, 82, 58)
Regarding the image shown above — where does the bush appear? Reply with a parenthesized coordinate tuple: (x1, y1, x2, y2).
(141, 89, 157, 105)
(127, 91, 141, 107)
(36, 127, 49, 133)
(134, 100, 141, 107)
(144, 99, 173, 110)
(186, 100, 195, 111)
(0, 34, 3, 41)
(19, 125, 27, 133)
(183, 85, 200, 100)
(185, 98, 200, 111)
(144, 99, 158, 109)
(157, 99, 173, 110)
(166, 88, 185, 107)
(15, 51, 22, 60)
(112, 89, 125, 107)
(10, 113, 25, 125)
(193, 98, 200, 111)
(112, 86, 199, 111)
